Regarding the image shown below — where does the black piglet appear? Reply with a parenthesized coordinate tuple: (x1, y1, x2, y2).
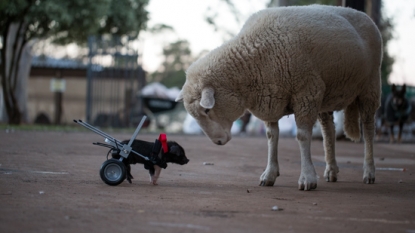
(112, 139, 189, 185)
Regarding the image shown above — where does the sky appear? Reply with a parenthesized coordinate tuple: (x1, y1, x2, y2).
(383, 0, 415, 86)
(140, 0, 415, 86)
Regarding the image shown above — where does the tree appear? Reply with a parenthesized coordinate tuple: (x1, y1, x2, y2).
(150, 40, 193, 88)
(206, 0, 340, 38)
(0, 0, 149, 124)
(378, 12, 394, 86)
(204, 0, 243, 39)
(343, 0, 394, 86)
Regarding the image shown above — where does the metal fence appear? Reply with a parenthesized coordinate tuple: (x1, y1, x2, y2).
(86, 36, 146, 127)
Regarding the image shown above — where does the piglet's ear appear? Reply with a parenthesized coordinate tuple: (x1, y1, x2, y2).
(200, 87, 215, 109)
(169, 145, 179, 154)
(175, 89, 184, 102)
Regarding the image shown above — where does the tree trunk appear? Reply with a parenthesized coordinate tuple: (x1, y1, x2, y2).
(0, 23, 31, 124)
(344, 0, 366, 11)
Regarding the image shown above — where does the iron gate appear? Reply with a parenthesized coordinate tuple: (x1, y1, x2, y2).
(86, 36, 146, 127)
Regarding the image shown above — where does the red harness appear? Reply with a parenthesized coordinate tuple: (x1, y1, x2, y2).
(159, 133, 168, 153)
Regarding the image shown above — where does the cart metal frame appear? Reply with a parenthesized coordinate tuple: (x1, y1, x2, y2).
(74, 116, 150, 185)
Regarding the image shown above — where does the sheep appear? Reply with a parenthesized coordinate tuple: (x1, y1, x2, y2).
(176, 5, 382, 190)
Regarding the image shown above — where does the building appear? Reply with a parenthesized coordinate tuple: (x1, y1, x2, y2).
(28, 55, 146, 127)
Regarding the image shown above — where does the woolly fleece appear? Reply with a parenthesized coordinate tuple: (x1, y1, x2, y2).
(177, 5, 382, 190)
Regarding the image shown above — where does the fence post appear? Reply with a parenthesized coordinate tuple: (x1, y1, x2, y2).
(86, 36, 94, 122)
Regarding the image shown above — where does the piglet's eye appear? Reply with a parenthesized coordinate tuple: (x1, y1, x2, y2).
(205, 109, 210, 114)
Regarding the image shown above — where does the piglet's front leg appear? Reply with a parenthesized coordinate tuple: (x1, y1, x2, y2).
(149, 165, 162, 185)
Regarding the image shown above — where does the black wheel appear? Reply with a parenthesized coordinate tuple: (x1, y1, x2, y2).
(100, 159, 126, 186)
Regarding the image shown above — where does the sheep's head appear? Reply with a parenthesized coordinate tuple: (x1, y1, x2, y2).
(176, 84, 242, 146)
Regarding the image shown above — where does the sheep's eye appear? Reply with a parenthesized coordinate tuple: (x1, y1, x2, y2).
(205, 109, 210, 114)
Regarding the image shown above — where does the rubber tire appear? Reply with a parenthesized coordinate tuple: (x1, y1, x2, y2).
(100, 159, 126, 186)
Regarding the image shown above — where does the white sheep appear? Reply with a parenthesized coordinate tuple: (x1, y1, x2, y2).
(176, 5, 382, 190)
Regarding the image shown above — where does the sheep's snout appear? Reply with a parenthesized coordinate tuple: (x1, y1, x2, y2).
(210, 134, 231, 146)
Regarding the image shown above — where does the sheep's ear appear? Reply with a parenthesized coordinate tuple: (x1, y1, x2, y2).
(175, 89, 184, 102)
(200, 87, 215, 109)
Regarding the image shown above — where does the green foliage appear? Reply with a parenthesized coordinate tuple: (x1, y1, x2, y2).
(147, 24, 174, 34)
(159, 70, 187, 88)
(0, 0, 149, 124)
(42, 0, 113, 45)
(150, 40, 193, 88)
(0, 0, 149, 45)
(379, 14, 394, 85)
(96, 0, 149, 39)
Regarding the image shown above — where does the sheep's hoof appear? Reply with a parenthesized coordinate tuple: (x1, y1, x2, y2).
(324, 165, 339, 182)
(298, 183, 317, 191)
(363, 177, 375, 184)
(298, 172, 318, 191)
(363, 164, 375, 184)
(259, 168, 279, 186)
(259, 180, 275, 186)
(325, 175, 337, 182)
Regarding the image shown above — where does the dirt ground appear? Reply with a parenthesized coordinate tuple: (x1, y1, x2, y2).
(0, 130, 414, 233)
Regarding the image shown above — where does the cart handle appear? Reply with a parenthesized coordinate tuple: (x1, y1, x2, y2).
(127, 115, 147, 147)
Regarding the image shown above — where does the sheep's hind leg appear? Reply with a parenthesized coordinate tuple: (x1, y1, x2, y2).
(318, 112, 339, 182)
(362, 118, 376, 183)
(294, 93, 321, 190)
(259, 121, 280, 186)
(358, 97, 379, 184)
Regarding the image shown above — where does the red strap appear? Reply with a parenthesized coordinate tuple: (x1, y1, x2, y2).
(159, 133, 168, 153)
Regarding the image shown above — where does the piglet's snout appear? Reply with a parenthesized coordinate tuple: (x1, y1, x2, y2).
(181, 158, 189, 165)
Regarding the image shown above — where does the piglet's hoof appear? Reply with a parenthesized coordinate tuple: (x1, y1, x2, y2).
(150, 174, 159, 185)
(126, 173, 134, 184)
(149, 165, 162, 185)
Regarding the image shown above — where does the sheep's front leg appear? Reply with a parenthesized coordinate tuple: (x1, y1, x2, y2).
(259, 121, 280, 186)
(296, 125, 318, 190)
(318, 112, 339, 182)
(292, 76, 323, 190)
